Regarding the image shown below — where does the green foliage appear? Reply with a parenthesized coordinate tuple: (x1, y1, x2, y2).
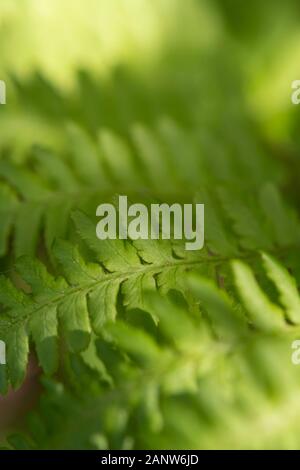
(1, 0, 300, 451)
(5, 262, 300, 449)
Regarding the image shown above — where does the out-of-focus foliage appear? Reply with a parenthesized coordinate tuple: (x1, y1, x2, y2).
(1, 0, 300, 450)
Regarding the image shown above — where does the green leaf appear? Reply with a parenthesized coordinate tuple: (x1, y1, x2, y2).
(232, 260, 285, 332)
(6, 324, 29, 389)
(262, 252, 300, 324)
(30, 305, 58, 375)
(73, 210, 140, 271)
(88, 280, 120, 333)
(58, 291, 91, 352)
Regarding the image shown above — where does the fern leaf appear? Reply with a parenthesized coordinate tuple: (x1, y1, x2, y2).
(232, 260, 286, 332)
(262, 252, 300, 324)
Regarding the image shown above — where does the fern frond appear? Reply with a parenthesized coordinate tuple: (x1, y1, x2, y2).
(0, 192, 299, 392)
(7, 274, 300, 450)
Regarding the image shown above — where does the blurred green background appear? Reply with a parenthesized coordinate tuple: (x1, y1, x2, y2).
(1, 0, 300, 143)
